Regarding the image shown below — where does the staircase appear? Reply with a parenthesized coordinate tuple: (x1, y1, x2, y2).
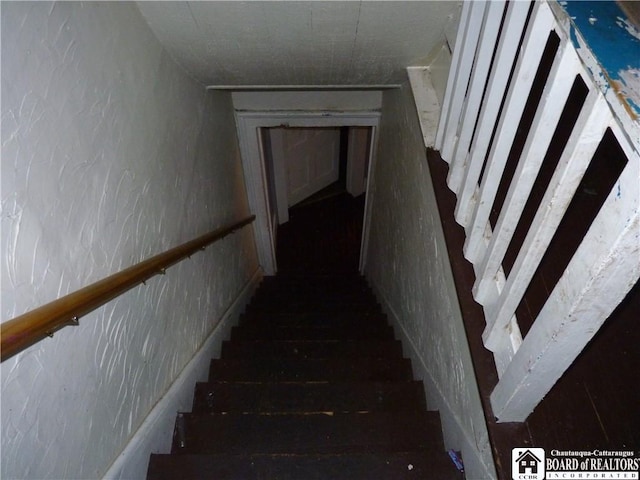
(147, 273, 462, 479)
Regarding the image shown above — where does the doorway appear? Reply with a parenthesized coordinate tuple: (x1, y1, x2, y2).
(261, 126, 372, 225)
(235, 111, 380, 275)
(260, 126, 372, 273)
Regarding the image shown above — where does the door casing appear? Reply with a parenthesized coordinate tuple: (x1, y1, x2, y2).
(235, 111, 380, 275)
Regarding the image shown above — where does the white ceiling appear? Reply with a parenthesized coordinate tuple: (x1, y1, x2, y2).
(136, 1, 460, 87)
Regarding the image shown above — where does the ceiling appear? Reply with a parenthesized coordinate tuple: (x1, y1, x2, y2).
(136, 1, 460, 87)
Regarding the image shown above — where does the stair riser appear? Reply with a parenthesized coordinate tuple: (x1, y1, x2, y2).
(148, 451, 459, 480)
(192, 381, 427, 414)
(230, 326, 395, 342)
(208, 358, 413, 382)
(245, 304, 382, 314)
(220, 340, 403, 359)
(239, 312, 389, 328)
(251, 288, 376, 298)
(171, 412, 444, 455)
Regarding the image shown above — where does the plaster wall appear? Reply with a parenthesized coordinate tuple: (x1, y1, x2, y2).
(1, 3, 257, 479)
(364, 83, 496, 479)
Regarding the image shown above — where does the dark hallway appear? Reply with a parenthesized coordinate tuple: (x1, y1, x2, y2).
(275, 184, 366, 274)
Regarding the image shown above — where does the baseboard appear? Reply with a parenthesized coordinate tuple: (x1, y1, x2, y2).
(367, 278, 496, 480)
(102, 267, 263, 480)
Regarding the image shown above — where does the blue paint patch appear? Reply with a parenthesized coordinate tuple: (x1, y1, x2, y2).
(563, 1, 640, 116)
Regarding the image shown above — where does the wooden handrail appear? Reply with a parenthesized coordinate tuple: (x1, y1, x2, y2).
(0, 215, 255, 362)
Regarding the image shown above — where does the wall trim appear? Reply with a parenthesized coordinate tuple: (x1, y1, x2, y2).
(102, 267, 263, 480)
(367, 277, 497, 480)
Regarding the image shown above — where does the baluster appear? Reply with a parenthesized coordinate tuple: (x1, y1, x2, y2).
(483, 91, 612, 351)
(453, 1, 532, 229)
(437, 1, 487, 162)
(473, 40, 581, 304)
(448, 0, 507, 195)
(463, 2, 554, 263)
(435, 1, 472, 152)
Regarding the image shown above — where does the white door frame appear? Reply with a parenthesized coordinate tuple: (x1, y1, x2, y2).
(235, 111, 381, 275)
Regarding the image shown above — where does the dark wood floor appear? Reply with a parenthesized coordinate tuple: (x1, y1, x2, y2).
(427, 147, 640, 479)
(276, 186, 365, 274)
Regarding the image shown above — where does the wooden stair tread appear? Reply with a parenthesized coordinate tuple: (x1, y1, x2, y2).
(148, 451, 461, 480)
(251, 287, 376, 299)
(193, 381, 427, 413)
(209, 357, 412, 382)
(245, 303, 381, 314)
(230, 324, 394, 341)
(239, 311, 389, 327)
(220, 339, 403, 359)
(172, 411, 445, 454)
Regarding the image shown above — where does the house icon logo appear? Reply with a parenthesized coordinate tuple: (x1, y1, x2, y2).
(512, 448, 545, 480)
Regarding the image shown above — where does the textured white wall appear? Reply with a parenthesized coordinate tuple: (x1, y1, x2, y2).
(364, 83, 496, 479)
(1, 2, 257, 479)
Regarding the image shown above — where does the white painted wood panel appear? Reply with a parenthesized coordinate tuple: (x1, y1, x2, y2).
(407, 66, 441, 148)
(472, 41, 582, 304)
(346, 127, 370, 198)
(266, 129, 290, 225)
(483, 92, 612, 350)
(283, 128, 340, 206)
(464, 2, 555, 265)
(453, 1, 532, 228)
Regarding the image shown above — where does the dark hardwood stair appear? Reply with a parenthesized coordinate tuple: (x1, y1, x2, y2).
(147, 274, 462, 479)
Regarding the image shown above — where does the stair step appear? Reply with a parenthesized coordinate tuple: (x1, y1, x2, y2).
(253, 283, 375, 296)
(220, 340, 403, 359)
(245, 302, 381, 314)
(147, 270, 458, 479)
(260, 274, 369, 288)
(250, 292, 376, 305)
(230, 324, 395, 341)
(239, 311, 388, 328)
(192, 381, 427, 413)
(208, 357, 412, 382)
(148, 451, 461, 480)
(171, 411, 445, 454)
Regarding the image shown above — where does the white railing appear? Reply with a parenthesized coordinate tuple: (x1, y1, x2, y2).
(433, 0, 640, 422)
